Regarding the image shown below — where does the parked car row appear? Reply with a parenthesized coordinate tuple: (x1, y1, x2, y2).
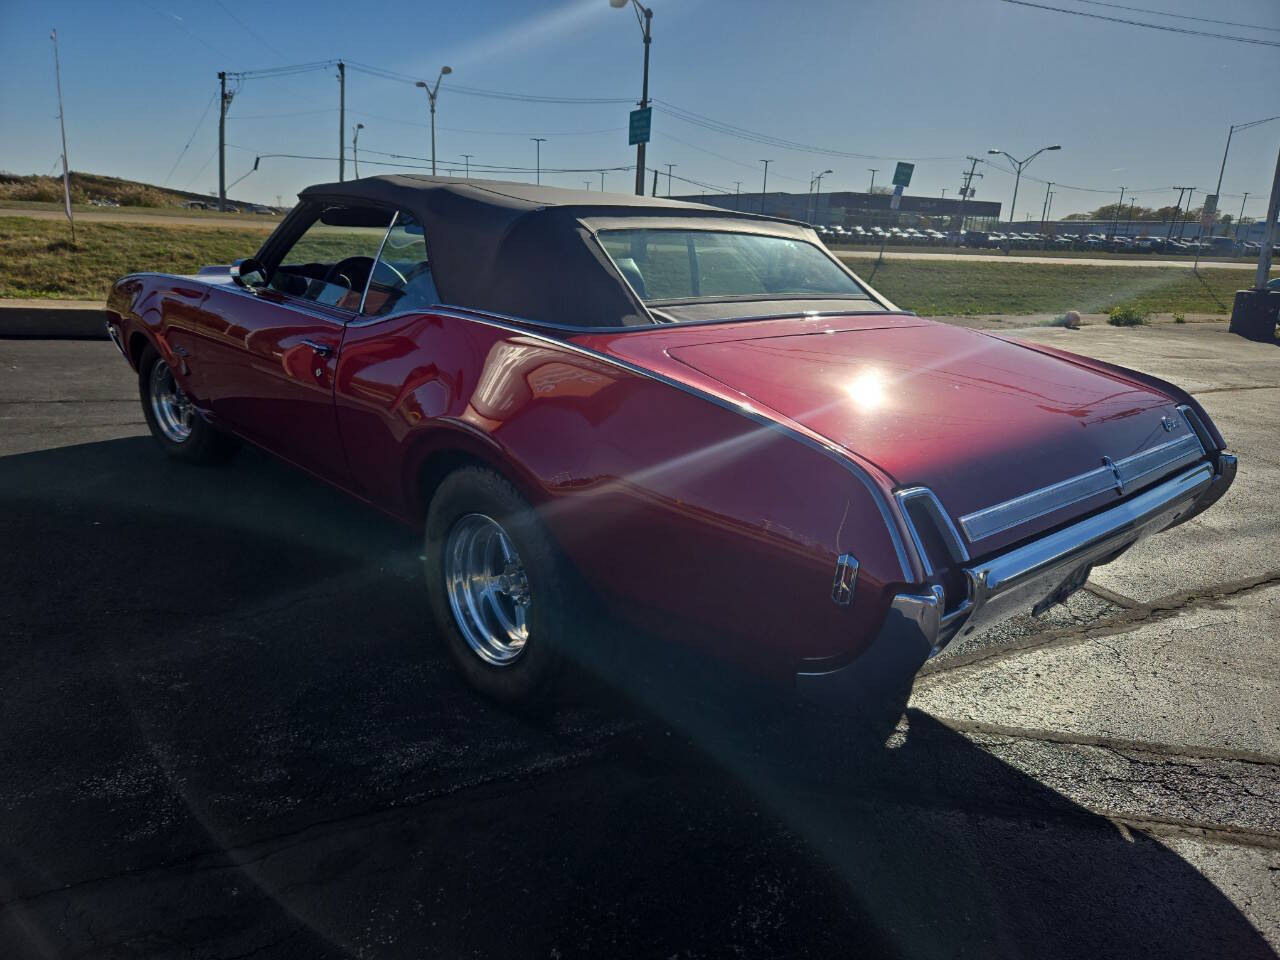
(817, 224, 1277, 257)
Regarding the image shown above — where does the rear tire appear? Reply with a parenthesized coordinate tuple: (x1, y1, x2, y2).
(137, 344, 239, 464)
(424, 466, 580, 707)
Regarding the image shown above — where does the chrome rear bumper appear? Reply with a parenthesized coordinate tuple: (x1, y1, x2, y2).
(797, 452, 1236, 705)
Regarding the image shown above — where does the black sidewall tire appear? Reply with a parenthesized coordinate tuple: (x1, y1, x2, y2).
(424, 467, 576, 707)
(137, 345, 239, 464)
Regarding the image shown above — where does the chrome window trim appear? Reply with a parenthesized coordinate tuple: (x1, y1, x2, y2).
(958, 423, 1206, 544)
(358, 210, 399, 316)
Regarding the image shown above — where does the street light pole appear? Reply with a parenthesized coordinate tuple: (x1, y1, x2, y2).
(759, 159, 771, 215)
(461, 154, 472, 178)
(988, 144, 1061, 227)
(415, 66, 453, 176)
(352, 123, 363, 178)
(733, 181, 741, 210)
(867, 168, 877, 194)
(611, 0, 653, 196)
(531, 138, 546, 185)
(811, 168, 832, 224)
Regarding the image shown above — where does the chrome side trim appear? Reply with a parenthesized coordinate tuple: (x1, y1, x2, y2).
(105, 319, 128, 360)
(958, 429, 1205, 543)
(894, 487, 970, 576)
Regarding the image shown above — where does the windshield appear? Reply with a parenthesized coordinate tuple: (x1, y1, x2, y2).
(597, 229, 869, 306)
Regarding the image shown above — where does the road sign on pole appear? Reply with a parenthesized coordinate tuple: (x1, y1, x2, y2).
(890, 184, 904, 210)
(628, 107, 652, 146)
(1201, 193, 1218, 230)
(892, 162, 914, 188)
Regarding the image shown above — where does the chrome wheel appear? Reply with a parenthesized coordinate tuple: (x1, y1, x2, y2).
(444, 513, 531, 666)
(149, 360, 194, 443)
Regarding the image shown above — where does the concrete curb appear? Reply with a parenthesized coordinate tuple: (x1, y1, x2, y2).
(0, 302, 107, 340)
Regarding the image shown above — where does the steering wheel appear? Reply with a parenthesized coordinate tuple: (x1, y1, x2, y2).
(324, 256, 407, 291)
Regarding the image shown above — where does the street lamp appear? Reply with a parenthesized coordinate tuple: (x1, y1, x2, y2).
(352, 123, 364, 178)
(415, 65, 453, 176)
(610, 0, 653, 196)
(988, 144, 1060, 226)
(531, 138, 547, 185)
(809, 168, 832, 223)
(759, 159, 771, 215)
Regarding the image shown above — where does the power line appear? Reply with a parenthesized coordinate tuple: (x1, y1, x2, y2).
(998, 0, 1280, 46)
(163, 91, 217, 184)
(652, 100, 965, 162)
(1067, 0, 1280, 34)
(343, 61, 631, 103)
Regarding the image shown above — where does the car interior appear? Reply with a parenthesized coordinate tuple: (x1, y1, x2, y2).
(266, 204, 440, 317)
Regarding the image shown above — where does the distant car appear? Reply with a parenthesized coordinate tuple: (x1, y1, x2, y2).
(104, 175, 1237, 711)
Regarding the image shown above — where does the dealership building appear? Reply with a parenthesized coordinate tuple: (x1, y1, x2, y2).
(670, 190, 1003, 229)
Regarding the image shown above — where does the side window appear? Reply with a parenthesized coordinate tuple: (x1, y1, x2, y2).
(268, 204, 393, 310)
(362, 212, 439, 317)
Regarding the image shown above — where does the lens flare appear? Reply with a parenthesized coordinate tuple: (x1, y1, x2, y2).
(845, 370, 886, 409)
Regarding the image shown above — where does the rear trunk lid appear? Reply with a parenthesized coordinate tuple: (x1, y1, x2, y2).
(586, 315, 1200, 555)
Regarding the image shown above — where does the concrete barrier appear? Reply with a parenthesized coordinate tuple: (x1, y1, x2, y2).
(0, 300, 107, 339)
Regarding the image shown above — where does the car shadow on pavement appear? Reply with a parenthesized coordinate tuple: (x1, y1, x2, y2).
(0, 437, 1273, 959)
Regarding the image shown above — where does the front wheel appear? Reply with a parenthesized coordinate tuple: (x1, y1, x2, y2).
(424, 466, 582, 707)
(138, 345, 239, 464)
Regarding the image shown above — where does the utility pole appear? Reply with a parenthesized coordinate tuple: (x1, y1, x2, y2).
(1235, 192, 1249, 241)
(1111, 187, 1125, 238)
(733, 181, 742, 210)
(1180, 188, 1196, 239)
(352, 123, 363, 178)
(867, 168, 877, 194)
(50, 28, 74, 242)
(530, 138, 546, 185)
(759, 159, 771, 214)
(217, 71, 231, 212)
(956, 156, 981, 242)
(665, 163, 675, 197)
(1166, 187, 1187, 240)
(600, 170, 606, 191)
(1040, 181, 1053, 246)
(462, 154, 472, 178)
(1253, 144, 1279, 291)
(651, 168, 659, 196)
(337, 61, 345, 182)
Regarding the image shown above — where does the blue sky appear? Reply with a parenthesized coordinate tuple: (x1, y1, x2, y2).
(1, 0, 1277, 218)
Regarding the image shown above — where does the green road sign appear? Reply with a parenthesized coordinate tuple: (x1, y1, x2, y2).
(629, 107, 652, 146)
(892, 162, 914, 188)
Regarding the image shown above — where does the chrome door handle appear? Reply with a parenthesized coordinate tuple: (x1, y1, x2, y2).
(301, 339, 334, 357)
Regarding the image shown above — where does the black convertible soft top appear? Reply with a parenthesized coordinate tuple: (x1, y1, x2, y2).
(291, 175, 821, 329)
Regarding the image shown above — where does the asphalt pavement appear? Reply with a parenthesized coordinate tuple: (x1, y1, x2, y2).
(0, 323, 1277, 958)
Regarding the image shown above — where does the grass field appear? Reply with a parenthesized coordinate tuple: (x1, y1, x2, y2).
(0, 216, 273, 301)
(1, 214, 1273, 314)
(841, 255, 1271, 317)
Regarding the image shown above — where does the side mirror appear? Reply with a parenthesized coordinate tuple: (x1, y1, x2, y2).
(230, 257, 267, 290)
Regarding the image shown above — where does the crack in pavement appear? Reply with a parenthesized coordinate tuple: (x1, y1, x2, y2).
(1191, 384, 1280, 396)
(918, 569, 1280, 680)
(934, 718, 1280, 767)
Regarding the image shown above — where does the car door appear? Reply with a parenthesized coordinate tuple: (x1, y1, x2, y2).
(197, 201, 395, 486)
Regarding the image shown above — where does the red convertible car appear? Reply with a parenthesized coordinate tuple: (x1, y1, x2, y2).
(105, 177, 1235, 708)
